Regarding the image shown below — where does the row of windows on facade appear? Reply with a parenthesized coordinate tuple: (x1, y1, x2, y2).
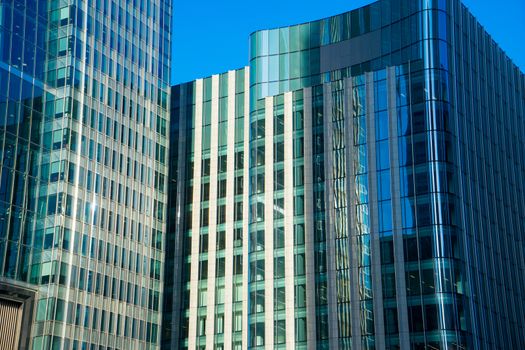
(195, 227, 243, 252)
(246, 283, 310, 311)
(248, 111, 304, 141)
(193, 203, 243, 228)
(50, 0, 170, 80)
(243, 233, 459, 283)
(37, 191, 164, 244)
(181, 226, 243, 258)
(248, 224, 308, 252)
(40, 39, 168, 107)
(246, 262, 459, 308)
(35, 124, 166, 194)
(197, 75, 246, 102)
(191, 311, 244, 339)
(11, 122, 164, 180)
(41, 41, 167, 106)
(246, 196, 310, 225)
(248, 254, 307, 283)
(246, 318, 309, 346)
(195, 151, 244, 177)
(0, 24, 168, 102)
(188, 191, 454, 244)
(0, 7, 48, 78)
(37, 225, 161, 272)
(77, 55, 168, 107)
(36, 260, 160, 310)
(249, 141, 306, 170)
(247, 112, 434, 163)
(34, 337, 158, 350)
(64, 93, 166, 139)
(48, 154, 164, 194)
(250, 69, 449, 123)
(245, 305, 461, 345)
(22, 90, 168, 161)
(196, 177, 244, 202)
(0, 169, 164, 232)
(194, 123, 245, 152)
(249, 165, 305, 196)
(34, 301, 160, 345)
(0, 209, 162, 260)
(246, 284, 327, 318)
(65, 132, 165, 173)
(40, 172, 165, 216)
(190, 86, 246, 117)
(181, 255, 243, 283)
(248, 141, 453, 195)
(189, 278, 244, 305)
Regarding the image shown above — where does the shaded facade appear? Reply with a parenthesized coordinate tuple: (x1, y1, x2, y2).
(0, 0, 171, 348)
(166, 69, 251, 350)
(167, 0, 525, 349)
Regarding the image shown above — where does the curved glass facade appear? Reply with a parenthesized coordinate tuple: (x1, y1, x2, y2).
(169, 0, 524, 349)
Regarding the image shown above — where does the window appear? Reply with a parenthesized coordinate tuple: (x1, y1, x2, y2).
(215, 314, 224, 334)
(295, 285, 306, 308)
(198, 316, 206, 336)
(216, 231, 225, 250)
(199, 260, 208, 280)
(274, 287, 285, 310)
(274, 227, 284, 249)
(233, 312, 243, 332)
(198, 289, 207, 307)
(216, 286, 224, 304)
(295, 317, 307, 342)
(250, 260, 264, 282)
(219, 155, 227, 172)
(233, 255, 243, 275)
(274, 320, 286, 344)
(216, 257, 225, 277)
(274, 142, 284, 162)
(199, 233, 208, 253)
(235, 176, 243, 195)
(218, 179, 227, 198)
(250, 230, 265, 252)
(274, 257, 285, 279)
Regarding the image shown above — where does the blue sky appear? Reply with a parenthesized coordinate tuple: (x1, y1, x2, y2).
(171, 0, 525, 84)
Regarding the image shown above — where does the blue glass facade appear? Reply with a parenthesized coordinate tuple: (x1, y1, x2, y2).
(168, 1, 524, 349)
(1, 0, 171, 348)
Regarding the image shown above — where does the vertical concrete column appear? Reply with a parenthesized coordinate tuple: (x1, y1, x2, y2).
(223, 70, 237, 350)
(242, 68, 251, 349)
(264, 96, 275, 350)
(205, 75, 220, 348)
(283, 92, 296, 349)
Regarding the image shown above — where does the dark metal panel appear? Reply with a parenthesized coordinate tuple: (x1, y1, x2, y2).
(320, 31, 382, 74)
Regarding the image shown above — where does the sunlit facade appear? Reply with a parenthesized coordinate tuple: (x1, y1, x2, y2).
(0, 0, 171, 348)
(167, 0, 525, 349)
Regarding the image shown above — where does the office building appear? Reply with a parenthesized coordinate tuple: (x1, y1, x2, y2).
(167, 0, 525, 349)
(0, 0, 171, 348)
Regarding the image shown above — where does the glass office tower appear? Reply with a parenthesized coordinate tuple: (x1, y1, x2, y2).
(168, 0, 525, 349)
(0, 0, 171, 349)
(166, 69, 251, 350)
